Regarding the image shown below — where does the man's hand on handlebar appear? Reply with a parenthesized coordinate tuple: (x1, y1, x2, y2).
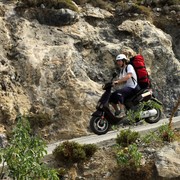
(113, 80, 119, 86)
(113, 79, 125, 86)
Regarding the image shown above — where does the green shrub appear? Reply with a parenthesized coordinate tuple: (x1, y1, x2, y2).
(116, 143, 142, 168)
(57, 167, 67, 179)
(53, 141, 98, 164)
(141, 131, 161, 144)
(27, 112, 52, 128)
(53, 141, 85, 163)
(157, 0, 180, 6)
(116, 129, 140, 147)
(83, 143, 98, 158)
(141, 0, 180, 7)
(127, 100, 162, 124)
(130, 4, 152, 17)
(0, 116, 58, 179)
(73, 0, 88, 5)
(158, 124, 175, 142)
(127, 109, 142, 124)
(141, 124, 175, 145)
(168, 0, 180, 5)
(115, 1, 130, 11)
(19, 0, 79, 12)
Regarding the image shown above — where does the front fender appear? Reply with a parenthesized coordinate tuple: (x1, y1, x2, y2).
(91, 110, 104, 117)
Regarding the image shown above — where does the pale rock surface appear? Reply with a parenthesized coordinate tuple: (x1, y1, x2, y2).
(0, 2, 179, 179)
(0, 2, 179, 142)
(155, 141, 180, 178)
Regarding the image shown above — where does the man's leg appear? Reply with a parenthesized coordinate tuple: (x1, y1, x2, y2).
(117, 102, 126, 117)
(116, 87, 135, 118)
(109, 92, 121, 115)
(111, 103, 119, 111)
(111, 103, 121, 116)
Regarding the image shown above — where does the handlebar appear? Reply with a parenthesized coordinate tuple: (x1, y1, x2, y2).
(102, 72, 117, 90)
(102, 82, 113, 90)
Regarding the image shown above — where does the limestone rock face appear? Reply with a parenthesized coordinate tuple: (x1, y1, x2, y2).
(155, 141, 180, 179)
(0, 2, 179, 141)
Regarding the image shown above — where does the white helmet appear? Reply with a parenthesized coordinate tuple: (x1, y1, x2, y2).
(116, 54, 127, 61)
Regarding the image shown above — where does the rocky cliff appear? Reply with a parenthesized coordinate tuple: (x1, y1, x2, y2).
(0, 1, 179, 142)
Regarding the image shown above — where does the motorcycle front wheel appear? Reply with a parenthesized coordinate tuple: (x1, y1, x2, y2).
(89, 116, 110, 135)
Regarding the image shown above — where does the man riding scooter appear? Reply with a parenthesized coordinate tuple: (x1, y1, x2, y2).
(109, 54, 140, 118)
(89, 53, 162, 135)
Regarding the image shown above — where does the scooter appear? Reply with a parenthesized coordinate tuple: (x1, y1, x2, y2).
(89, 73, 162, 135)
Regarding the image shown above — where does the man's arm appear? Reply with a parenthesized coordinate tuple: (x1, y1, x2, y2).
(113, 72, 132, 85)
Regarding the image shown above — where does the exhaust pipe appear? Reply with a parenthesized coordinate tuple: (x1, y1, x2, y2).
(140, 109, 157, 119)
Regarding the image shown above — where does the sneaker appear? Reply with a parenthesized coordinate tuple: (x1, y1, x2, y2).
(114, 110, 121, 116)
(117, 111, 126, 118)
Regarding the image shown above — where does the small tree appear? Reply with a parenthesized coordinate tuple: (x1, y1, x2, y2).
(0, 115, 59, 180)
(168, 97, 180, 128)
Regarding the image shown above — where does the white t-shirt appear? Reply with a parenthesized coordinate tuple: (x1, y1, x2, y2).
(119, 64, 137, 89)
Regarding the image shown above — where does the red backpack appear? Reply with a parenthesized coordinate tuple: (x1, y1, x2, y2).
(128, 54, 151, 89)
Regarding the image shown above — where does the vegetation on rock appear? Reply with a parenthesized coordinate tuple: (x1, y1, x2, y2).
(0, 116, 59, 179)
(53, 141, 98, 164)
(115, 128, 140, 147)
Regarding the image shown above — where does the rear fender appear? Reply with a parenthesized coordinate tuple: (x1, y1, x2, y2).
(151, 97, 163, 105)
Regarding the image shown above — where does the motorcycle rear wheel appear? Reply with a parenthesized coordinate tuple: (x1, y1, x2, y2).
(144, 108, 161, 124)
(89, 116, 110, 135)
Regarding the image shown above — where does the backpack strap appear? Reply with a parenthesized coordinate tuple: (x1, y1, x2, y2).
(125, 65, 136, 85)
